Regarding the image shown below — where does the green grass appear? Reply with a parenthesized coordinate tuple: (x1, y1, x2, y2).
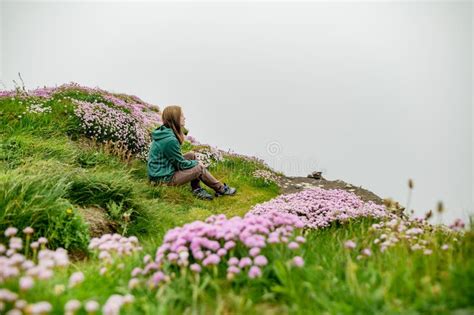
(3, 219, 471, 314)
(0, 89, 473, 314)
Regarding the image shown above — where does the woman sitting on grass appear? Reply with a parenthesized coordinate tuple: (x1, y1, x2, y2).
(147, 105, 236, 200)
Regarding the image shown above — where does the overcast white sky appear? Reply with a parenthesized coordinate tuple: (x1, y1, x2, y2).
(1, 0, 472, 224)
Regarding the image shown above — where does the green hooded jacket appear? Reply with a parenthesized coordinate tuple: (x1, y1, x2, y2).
(147, 125, 198, 182)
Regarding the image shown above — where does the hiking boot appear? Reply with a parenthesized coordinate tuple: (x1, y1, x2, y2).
(215, 183, 237, 197)
(192, 187, 214, 200)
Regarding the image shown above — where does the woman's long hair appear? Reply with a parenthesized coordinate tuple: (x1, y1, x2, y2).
(161, 105, 185, 145)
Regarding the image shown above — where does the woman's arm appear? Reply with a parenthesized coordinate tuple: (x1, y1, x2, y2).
(164, 139, 198, 171)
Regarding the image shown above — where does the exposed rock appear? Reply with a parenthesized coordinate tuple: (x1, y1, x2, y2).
(307, 171, 325, 180)
(76, 206, 117, 237)
(276, 175, 384, 206)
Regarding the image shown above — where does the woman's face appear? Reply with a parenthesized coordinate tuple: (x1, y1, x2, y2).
(180, 112, 186, 127)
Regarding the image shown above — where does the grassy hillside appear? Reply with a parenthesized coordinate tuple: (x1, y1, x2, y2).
(0, 83, 472, 314)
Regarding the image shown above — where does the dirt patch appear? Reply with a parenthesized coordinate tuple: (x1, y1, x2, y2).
(276, 175, 384, 205)
(76, 206, 117, 237)
(68, 249, 89, 262)
(66, 207, 117, 263)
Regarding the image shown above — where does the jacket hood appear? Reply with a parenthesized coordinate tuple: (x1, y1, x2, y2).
(151, 124, 176, 141)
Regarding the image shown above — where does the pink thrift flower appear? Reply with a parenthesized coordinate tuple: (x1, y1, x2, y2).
(64, 299, 81, 313)
(202, 254, 220, 266)
(288, 242, 299, 250)
(217, 248, 227, 257)
(292, 256, 304, 267)
(19, 276, 34, 291)
(143, 254, 152, 264)
(5, 227, 18, 237)
(128, 278, 140, 289)
(295, 236, 306, 243)
(249, 247, 261, 257)
(131, 267, 142, 277)
(224, 241, 236, 250)
(254, 255, 268, 266)
(411, 244, 423, 251)
(227, 265, 240, 274)
(68, 271, 84, 288)
(423, 249, 433, 255)
(449, 218, 465, 231)
(102, 294, 124, 315)
(85, 300, 100, 313)
(238, 257, 252, 268)
(248, 266, 262, 278)
(344, 240, 356, 250)
(15, 299, 27, 309)
(193, 250, 204, 260)
(37, 237, 48, 245)
(23, 227, 34, 235)
(9, 237, 22, 250)
(38, 268, 53, 280)
(228, 257, 239, 266)
(27, 301, 52, 314)
(190, 263, 202, 273)
(151, 271, 165, 285)
(167, 252, 179, 261)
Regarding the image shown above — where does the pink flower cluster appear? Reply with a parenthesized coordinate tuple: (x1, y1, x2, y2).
(249, 188, 391, 229)
(73, 100, 150, 155)
(88, 234, 142, 260)
(102, 94, 162, 128)
(102, 293, 135, 315)
(449, 218, 465, 231)
(88, 234, 142, 275)
(343, 240, 372, 260)
(252, 169, 280, 184)
(0, 82, 82, 99)
(129, 212, 306, 288)
(0, 85, 57, 99)
(0, 227, 138, 314)
(193, 145, 225, 167)
(0, 90, 18, 98)
(223, 149, 269, 166)
(62, 293, 134, 315)
(184, 135, 200, 145)
(0, 227, 69, 314)
(1, 227, 69, 284)
(26, 86, 57, 98)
